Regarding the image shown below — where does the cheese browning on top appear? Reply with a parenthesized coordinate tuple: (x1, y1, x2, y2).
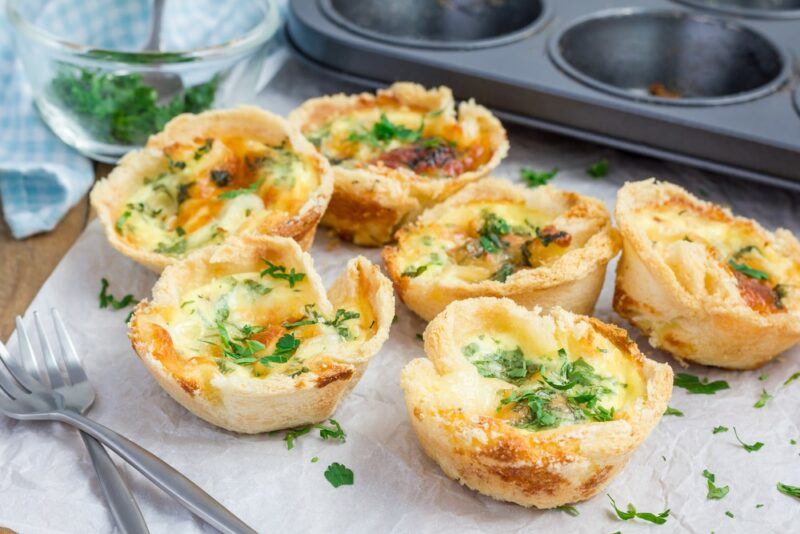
(145, 258, 373, 381)
(395, 200, 573, 284)
(461, 332, 643, 432)
(115, 136, 320, 256)
(306, 107, 492, 179)
(635, 198, 799, 313)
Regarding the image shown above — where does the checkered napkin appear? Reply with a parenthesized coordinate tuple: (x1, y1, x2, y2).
(0, 0, 271, 239)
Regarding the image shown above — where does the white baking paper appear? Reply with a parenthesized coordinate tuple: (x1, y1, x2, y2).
(1, 58, 799, 533)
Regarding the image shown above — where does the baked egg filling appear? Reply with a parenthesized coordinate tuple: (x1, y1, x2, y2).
(143, 258, 373, 382)
(306, 107, 492, 178)
(636, 199, 799, 313)
(459, 329, 645, 432)
(396, 200, 574, 284)
(115, 136, 320, 257)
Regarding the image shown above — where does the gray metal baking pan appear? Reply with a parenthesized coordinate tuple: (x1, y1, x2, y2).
(286, 0, 800, 191)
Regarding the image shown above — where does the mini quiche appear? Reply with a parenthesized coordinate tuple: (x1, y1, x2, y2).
(288, 82, 508, 246)
(91, 106, 333, 272)
(383, 178, 621, 321)
(402, 297, 672, 508)
(129, 235, 394, 433)
(614, 179, 800, 369)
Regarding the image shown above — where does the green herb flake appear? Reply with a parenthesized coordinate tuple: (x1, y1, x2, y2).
(284, 426, 312, 450)
(754, 388, 772, 409)
(324, 462, 354, 488)
(260, 334, 301, 365)
(673, 373, 730, 395)
(311, 456, 319, 463)
(556, 505, 579, 517)
(713, 426, 729, 434)
(784, 371, 800, 386)
(607, 495, 669, 525)
(260, 259, 306, 287)
(210, 169, 231, 187)
(115, 211, 131, 233)
(733, 427, 764, 453)
(728, 259, 769, 281)
(702, 469, 730, 500)
(98, 278, 140, 311)
(218, 178, 263, 200)
(194, 138, 213, 160)
(664, 406, 684, 417)
(777, 482, 800, 499)
(521, 167, 558, 187)
(587, 158, 609, 178)
(725, 511, 734, 518)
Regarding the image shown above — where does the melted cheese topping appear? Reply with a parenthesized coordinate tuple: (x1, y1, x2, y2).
(395, 200, 574, 284)
(145, 264, 373, 382)
(635, 198, 800, 312)
(115, 136, 320, 257)
(306, 107, 492, 178)
(428, 323, 645, 433)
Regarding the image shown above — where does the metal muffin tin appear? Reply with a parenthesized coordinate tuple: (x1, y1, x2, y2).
(286, 0, 800, 190)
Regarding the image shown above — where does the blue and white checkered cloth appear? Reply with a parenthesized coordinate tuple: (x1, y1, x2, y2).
(0, 0, 272, 239)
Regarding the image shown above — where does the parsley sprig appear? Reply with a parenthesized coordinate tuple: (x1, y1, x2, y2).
(521, 167, 558, 187)
(98, 278, 140, 323)
(777, 482, 800, 499)
(324, 462, 354, 488)
(733, 427, 764, 452)
(728, 259, 769, 280)
(607, 495, 669, 525)
(284, 418, 346, 449)
(283, 305, 361, 340)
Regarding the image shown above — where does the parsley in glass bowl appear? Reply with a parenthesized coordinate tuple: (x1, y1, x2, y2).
(6, 0, 280, 162)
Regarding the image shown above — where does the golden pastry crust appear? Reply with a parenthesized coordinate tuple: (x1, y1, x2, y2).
(92, 106, 333, 272)
(614, 178, 800, 369)
(383, 178, 621, 321)
(288, 82, 508, 246)
(129, 235, 394, 433)
(401, 297, 672, 508)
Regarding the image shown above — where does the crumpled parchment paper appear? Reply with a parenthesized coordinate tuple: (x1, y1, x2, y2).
(1, 57, 798, 534)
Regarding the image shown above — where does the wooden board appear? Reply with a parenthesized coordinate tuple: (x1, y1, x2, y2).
(0, 163, 112, 340)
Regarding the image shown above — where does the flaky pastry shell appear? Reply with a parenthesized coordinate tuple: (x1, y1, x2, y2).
(401, 297, 672, 508)
(92, 106, 333, 272)
(383, 178, 621, 321)
(614, 179, 800, 369)
(289, 82, 508, 246)
(129, 235, 394, 433)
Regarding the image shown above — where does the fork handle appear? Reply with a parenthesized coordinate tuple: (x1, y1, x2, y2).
(81, 432, 149, 534)
(53, 410, 256, 534)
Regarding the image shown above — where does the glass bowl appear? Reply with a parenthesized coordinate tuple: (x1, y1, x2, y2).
(6, 0, 280, 162)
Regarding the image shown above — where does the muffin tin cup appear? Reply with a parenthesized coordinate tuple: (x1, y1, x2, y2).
(547, 8, 790, 107)
(673, 0, 800, 19)
(319, 0, 551, 50)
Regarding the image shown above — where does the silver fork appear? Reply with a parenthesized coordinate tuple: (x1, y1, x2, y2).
(10, 312, 148, 534)
(0, 310, 256, 534)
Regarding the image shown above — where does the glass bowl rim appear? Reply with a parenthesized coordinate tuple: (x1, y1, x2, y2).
(5, 0, 280, 64)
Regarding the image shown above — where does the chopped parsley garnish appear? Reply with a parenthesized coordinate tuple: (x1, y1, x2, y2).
(51, 67, 217, 145)
(607, 495, 669, 525)
(713, 426, 729, 434)
(521, 167, 558, 187)
(218, 178, 263, 200)
(155, 239, 187, 255)
(324, 462, 354, 488)
(758, 373, 769, 381)
(728, 259, 769, 280)
(311, 456, 319, 463)
(98, 278, 139, 310)
(725, 511, 734, 518)
(784, 371, 800, 386)
(348, 113, 422, 147)
(491, 262, 515, 282)
(260, 259, 306, 287)
(587, 158, 609, 178)
(664, 406, 684, 416)
(215, 319, 266, 365)
(702, 469, 730, 500)
(754, 388, 772, 408)
(556, 505, 579, 516)
(463, 344, 534, 385)
(115, 211, 131, 233)
(401, 253, 443, 278)
(777, 482, 800, 499)
(243, 279, 272, 295)
(210, 169, 231, 187)
(167, 157, 185, 172)
(194, 138, 213, 160)
(478, 212, 511, 254)
(283, 305, 360, 340)
(259, 334, 301, 365)
(284, 418, 346, 449)
(733, 427, 764, 452)
(673, 373, 730, 395)
(176, 182, 193, 205)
